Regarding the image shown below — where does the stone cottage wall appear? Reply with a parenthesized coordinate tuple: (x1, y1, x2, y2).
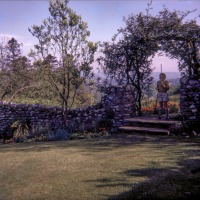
(180, 75, 200, 121)
(0, 86, 135, 135)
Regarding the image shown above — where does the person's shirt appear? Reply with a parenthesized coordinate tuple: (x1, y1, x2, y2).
(156, 80, 169, 92)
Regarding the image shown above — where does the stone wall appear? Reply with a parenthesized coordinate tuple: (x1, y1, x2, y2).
(0, 86, 135, 135)
(180, 75, 200, 121)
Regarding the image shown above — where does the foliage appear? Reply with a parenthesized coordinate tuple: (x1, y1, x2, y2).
(28, 0, 97, 123)
(95, 118, 113, 133)
(97, 3, 200, 116)
(0, 2, 199, 115)
(170, 120, 200, 137)
(70, 131, 110, 139)
(141, 96, 180, 116)
(3, 122, 73, 142)
(0, 119, 31, 142)
(168, 100, 180, 113)
(1, 118, 31, 142)
(0, 38, 36, 102)
(141, 101, 180, 116)
(31, 123, 53, 137)
(11, 119, 31, 142)
(0, 1, 98, 108)
(97, 10, 156, 115)
(51, 128, 72, 141)
(156, 9, 200, 76)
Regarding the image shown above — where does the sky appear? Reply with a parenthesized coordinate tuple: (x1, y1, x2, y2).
(0, 0, 200, 72)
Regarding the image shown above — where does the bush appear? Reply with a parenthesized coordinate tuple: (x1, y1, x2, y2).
(169, 120, 200, 137)
(95, 118, 112, 132)
(168, 101, 180, 113)
(141, 98, 180, 116)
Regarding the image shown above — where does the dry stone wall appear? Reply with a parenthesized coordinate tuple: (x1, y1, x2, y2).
(180, 75, 200, 121)
(0, 86, 135, 135)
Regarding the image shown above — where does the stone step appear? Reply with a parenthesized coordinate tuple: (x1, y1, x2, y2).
(117, 117, 179, 135)
(124, 117, 177, 125)
(118, 126, 170, 135)
(124, 117, 178, 129)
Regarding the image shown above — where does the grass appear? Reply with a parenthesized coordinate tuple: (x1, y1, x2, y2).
(0, 134, 200, 200)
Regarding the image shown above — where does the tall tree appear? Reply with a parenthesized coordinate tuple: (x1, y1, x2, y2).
(29, 0, 97, 126)
(97, 13, 158, 115)
(6, 37, 22, 64)
(0, 37, 34, 101)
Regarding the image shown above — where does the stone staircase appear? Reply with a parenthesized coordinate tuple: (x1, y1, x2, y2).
(118, 117, 178, 135)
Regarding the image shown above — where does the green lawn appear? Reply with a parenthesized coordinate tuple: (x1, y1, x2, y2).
(0, 134, 200, 200)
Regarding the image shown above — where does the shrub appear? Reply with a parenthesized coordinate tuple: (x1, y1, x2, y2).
(169, 120, 200, 137)
(168, 101, 180, 113)
(95, 118, 112, 132)
(141, 99, 180, 116)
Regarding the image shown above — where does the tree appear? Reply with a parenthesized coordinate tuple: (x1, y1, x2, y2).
(6, 37, 22, 63)
(97, 4, 200, 115)
(153, 8, 200, 76)
(28, 0, 97, 126)
(0, 37, 34, 101)
(97, 12, 158, 115)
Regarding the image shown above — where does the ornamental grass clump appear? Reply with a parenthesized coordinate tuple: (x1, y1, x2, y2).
(12, 120, 30, 142)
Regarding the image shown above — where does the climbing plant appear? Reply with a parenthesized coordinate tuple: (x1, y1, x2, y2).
(97, 4, 200, 115)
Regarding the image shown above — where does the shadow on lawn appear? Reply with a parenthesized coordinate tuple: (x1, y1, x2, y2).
(107, 165, 200, 200)
(0, 134, 199, 154)
(84, 156, 200, 200)
(85, 167, 170, 190)
(105, 155, 200, 200)
(0, 133, 200, 199)
(83, 156, 200, 200)
(76, 135, 199, 200)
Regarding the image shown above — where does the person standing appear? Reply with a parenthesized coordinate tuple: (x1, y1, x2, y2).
(156, 73, 170, 119)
